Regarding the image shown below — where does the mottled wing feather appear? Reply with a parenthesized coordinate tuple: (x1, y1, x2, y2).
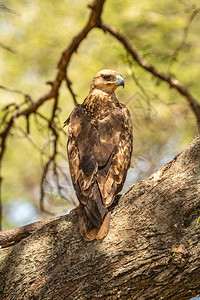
(67, 102, 132, 226)
(96, 105, 132, 206)
(67, 105, 97, 206)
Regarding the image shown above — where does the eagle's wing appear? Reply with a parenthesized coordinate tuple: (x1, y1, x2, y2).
(94, 106, 132, 206)
(67, 104, 132, 239)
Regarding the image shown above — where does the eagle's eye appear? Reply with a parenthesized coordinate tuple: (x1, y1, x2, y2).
(102, 75, 111, 81)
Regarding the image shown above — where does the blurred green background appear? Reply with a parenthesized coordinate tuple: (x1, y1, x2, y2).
(0, 0, 199, 229)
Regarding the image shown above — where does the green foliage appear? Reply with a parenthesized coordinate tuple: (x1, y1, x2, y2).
(0, 0, 200, 228)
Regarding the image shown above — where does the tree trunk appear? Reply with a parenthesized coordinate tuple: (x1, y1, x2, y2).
(0, 135, 200, 300)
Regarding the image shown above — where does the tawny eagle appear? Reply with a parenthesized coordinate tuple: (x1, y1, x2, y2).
(65, 70, 133, 241)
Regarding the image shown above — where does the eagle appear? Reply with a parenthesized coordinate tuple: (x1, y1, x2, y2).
(65, 70, 133, 241)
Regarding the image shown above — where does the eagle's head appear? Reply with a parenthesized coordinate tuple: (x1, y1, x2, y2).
(90, 69, 125, 93)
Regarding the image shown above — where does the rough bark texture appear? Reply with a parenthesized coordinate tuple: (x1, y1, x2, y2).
(0, 135, 200, 300)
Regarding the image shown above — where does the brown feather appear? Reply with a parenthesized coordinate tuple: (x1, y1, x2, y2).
(67, 70, 133, 240)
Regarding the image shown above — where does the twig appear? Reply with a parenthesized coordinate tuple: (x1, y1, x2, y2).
(0, 42, 16, 54)
(65, 75, 78, 106)
(0, 4, 20, 15)
(168, 8, 200, 73)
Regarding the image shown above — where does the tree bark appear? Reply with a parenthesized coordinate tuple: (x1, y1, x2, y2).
(0, 135, 200, 300)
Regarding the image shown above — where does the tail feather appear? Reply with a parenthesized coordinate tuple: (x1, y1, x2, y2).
(84, 200, 107, 228)
(96, 212, 111, 240)
(78, 181, 111, 241)
(78, 204, 111, 241)
(82, 181, 107, 227)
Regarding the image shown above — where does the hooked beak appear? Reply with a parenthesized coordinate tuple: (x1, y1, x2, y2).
(116, 75, 125, 88)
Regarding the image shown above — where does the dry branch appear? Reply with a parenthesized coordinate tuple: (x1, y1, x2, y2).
(0, 135, 199, 299)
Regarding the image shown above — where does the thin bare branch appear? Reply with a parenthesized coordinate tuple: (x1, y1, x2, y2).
(0, 85, 32, 102)
(0, 4, 20, 15)
(65, 75, 78, 106)
(168, 8, 200, 72)
(0, 42, 16, 54)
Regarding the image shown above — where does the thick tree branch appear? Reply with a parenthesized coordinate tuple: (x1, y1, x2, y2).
(101, 22, 200, 127)
(0, 218, 59, 248)
(0, 135, 199, 299)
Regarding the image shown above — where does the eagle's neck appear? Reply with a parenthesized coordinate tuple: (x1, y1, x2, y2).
(83, 88, 120, 119)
